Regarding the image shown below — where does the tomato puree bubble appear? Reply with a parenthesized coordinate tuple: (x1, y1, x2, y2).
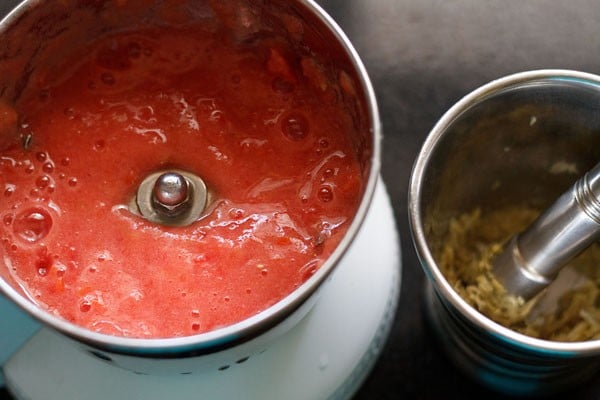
(0, 6, 366, 339)
(12, 207, 53, 244)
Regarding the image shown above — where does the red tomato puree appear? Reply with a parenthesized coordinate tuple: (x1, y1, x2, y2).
(0, 16, 364, 338)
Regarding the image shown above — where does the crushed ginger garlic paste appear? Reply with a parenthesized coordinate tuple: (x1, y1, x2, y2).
(439, 207, 600, 342)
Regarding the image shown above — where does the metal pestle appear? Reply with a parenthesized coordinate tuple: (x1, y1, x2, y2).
(493, 161, 600, 299)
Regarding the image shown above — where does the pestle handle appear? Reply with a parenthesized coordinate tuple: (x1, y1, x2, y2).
(493, 162, 600, 299)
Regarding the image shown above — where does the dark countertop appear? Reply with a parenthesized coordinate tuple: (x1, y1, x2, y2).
(1, 1, 599, 399)
(316, 1, 600, 399)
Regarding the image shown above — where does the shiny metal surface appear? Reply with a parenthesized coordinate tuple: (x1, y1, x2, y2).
(494, 162, 600, 299)
(135, 170, 207, 227)
(153, 172, 190, 213)
(408, 69, 600, 396)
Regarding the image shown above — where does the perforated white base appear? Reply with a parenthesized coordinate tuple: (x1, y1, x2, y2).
(3, 180, 400, 400)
